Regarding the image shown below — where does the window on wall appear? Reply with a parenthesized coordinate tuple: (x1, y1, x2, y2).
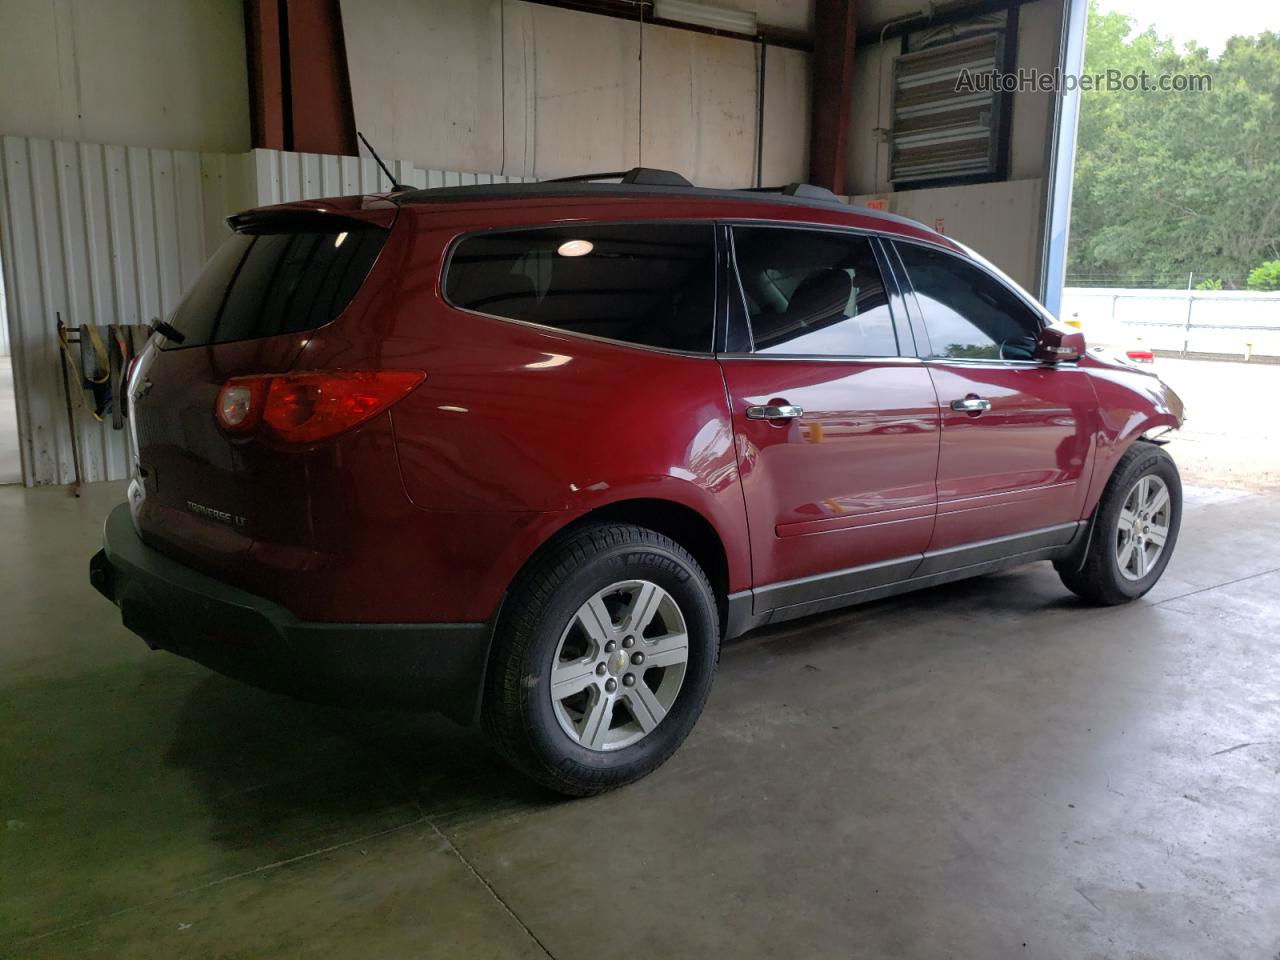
(891, 20, 1011, 187)
(894, 242, 1043, 360)
(731, 227, 900, 357)
(445, 223, 716, 353)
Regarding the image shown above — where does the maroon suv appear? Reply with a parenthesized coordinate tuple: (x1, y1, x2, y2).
(90, 169, 1185, 795)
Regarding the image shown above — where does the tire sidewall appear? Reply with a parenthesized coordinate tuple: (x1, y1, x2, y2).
(1096, 445, 1182, 599)
(516, 540, 718, 779)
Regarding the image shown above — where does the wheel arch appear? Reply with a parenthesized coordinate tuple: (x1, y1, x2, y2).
(503, 494, 743, 642)
(551, 498, 728, 607)
(470, 495, 740, 725)
(1067, 435, 1178, 574)
(1079, 358, 1184, 525)
(1082, 416, 1181, 521)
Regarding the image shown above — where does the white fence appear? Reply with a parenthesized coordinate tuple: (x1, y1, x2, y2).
(0, 135, 529, 486)
(1062, 287, 1280, 358)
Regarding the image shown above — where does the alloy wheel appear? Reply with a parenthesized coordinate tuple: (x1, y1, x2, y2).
(549, 580, 689, 751)
(1115, 475, 1172, 581)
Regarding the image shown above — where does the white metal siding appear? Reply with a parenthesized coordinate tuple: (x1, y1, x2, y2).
(0, 135, 531, 486)
(0, 136, 216, 485)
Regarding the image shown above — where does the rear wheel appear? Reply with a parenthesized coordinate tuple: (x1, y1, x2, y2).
(1057, 442, 1182, 604)
(482, 523, 719, 796)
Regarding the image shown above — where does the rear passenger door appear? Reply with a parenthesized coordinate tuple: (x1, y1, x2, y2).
(889, 240, 1097, 557)
(719, 226, 941, 616)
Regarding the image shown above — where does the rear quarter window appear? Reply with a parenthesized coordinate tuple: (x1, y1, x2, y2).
(445, 223, 716, 353)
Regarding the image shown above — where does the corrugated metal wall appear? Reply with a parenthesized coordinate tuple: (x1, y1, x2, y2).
(0, 137, 234, 485)
(249, 150, 528, 206)
(0, 135, 529, 486)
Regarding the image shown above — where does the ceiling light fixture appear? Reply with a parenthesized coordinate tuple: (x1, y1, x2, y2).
(653, 0, 757, 36)
(557, 239, 594, 257)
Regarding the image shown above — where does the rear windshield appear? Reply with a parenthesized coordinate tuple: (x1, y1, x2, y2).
(160, 223, 387, 350)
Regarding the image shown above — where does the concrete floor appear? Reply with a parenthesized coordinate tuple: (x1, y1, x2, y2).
(4, 482, 1280, 957)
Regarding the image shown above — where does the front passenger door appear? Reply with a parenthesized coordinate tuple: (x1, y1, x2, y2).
(891, 241, 1098, 556)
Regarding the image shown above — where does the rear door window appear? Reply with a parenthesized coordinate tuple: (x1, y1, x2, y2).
(893, 242, 1044, 360)
(445, 223, 716, 353)
(730, 227, 900, 357)
(162, 223, 387, 350)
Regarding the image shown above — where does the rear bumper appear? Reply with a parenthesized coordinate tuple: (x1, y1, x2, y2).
(90, 504, 494, 724)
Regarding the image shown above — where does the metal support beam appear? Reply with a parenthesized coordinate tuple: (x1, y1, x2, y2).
(1040, 0, 1088, 315)
(244, 0, 286, 150)
(808, 0, 857, 193)
(857, 0, 1039, 47)
(244, 0, 357, 156)
(519, 0, 813, 51)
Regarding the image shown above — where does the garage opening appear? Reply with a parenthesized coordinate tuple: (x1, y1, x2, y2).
(1065, 0, 1280, 494)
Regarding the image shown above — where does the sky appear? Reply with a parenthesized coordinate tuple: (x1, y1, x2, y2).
(1097, 0, 1280, 56)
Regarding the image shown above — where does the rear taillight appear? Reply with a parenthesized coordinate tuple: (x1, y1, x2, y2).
(215, 371, 424, 445)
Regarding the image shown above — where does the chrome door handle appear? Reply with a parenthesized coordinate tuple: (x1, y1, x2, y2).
(746, 404, 804, 421)
(950, 397, 991, 413)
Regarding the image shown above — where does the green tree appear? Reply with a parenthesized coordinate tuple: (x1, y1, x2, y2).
(1246, 260, 1280, 290)
(1067, 4, 1280, 287)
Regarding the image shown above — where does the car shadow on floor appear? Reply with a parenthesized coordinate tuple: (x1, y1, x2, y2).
(163, 674, 557, 851)
(159, 564, 1093, 851)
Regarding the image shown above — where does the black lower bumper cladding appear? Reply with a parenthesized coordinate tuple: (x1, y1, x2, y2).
(90, 504, 494, 724)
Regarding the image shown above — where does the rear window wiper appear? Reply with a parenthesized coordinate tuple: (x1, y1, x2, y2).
(151, 319, 185, 344)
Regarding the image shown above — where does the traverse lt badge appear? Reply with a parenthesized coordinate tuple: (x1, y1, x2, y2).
(186, 501, 248, 528)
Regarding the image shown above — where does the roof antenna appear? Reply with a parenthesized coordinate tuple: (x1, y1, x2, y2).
(357, 131, 406, 192)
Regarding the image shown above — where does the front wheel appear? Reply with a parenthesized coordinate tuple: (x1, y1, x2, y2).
(482, 523, 719, 796)
(1057, 441, 1182, 604)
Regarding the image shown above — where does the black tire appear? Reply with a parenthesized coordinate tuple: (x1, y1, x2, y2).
(1056, 441, 1182, 605)
(482, 523, 720, 796)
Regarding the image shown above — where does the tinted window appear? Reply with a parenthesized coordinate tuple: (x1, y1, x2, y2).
(445, 224, 716, 352)
(162, 224, 387, 350)
(895, 243, 1043, 360)
(731, 227, 899, 357)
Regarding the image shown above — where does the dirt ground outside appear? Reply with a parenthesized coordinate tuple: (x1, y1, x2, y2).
(1146, 357, 1279, 494)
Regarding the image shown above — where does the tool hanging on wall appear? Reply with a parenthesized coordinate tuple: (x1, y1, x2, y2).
(55, 314, 150, 495)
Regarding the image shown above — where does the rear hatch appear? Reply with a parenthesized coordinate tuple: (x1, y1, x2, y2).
(127, 200, 397, 578)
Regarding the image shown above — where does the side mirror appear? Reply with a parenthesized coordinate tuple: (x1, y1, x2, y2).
(1033, 323, 1086, 364)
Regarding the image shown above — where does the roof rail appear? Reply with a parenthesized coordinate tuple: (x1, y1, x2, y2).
(393, 174, 888, 220)
(781, 182, 842, 202)
(540, 169, 838, 200)
(742, 182, 845, 204)
(545, 167, 693, 187)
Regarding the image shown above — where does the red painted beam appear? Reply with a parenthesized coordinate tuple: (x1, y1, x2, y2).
(284, 0, 357, 156)
(244, 0, 356, 156)
(808, 0, 857, 193)
(244, 0, 286, 150)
